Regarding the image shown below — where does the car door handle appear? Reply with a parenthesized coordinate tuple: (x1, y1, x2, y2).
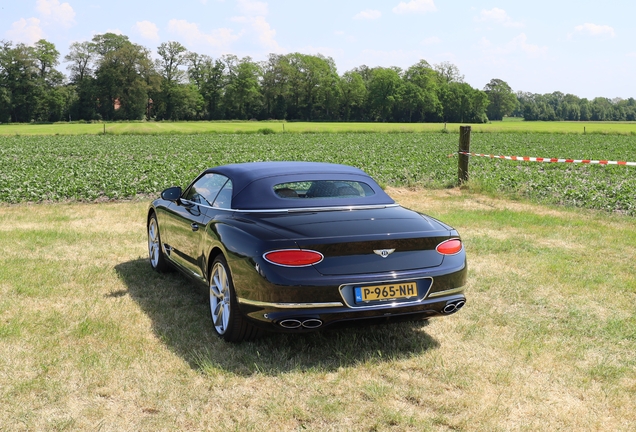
(191, 223, 199, 232)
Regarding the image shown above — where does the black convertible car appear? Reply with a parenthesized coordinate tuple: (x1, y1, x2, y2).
(148, 162, 467, 342)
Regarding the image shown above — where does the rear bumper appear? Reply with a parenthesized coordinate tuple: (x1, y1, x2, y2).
(237, 291, 466, 332)
(232, 252, 467, 332)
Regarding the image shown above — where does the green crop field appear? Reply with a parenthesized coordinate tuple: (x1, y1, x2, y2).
(1, 133, 635, 215)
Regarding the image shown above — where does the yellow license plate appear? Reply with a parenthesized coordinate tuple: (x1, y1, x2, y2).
(355, 282, 418, 303)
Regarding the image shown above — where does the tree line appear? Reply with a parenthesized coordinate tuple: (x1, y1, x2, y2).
(514, 92, 636, 121)
(1, 34, 634, 124)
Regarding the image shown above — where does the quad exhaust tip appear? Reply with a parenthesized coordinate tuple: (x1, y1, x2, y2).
(279, 318, 323, 329)
(443, 300, 466, 314)
(301, 319, 323, 329)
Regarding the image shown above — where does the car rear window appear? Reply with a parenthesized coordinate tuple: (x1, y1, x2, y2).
(273, 180, 375, 199)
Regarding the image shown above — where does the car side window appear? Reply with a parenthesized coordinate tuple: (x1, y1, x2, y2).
(212, 180, 233, 209)
(184, 174, 229, 206)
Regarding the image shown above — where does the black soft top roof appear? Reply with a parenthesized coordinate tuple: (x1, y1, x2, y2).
(206, 161, 395, 210)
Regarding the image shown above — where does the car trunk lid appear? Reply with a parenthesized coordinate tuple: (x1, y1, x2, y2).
(250, 207, 452, 275)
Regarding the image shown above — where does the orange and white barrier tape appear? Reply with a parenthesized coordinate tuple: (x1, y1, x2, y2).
(458, 152, 636, 166)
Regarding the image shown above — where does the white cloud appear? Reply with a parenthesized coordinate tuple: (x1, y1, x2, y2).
(5, 18, 45, 45)
(237, 0, 268, 16)
(354, 10, 381, 20)
(480, 33, 547, 58)
(475, 8, 523, 28)
(393, 0, 437, 15)
(6, 0, 76, 43)
(573, 23, 615, 38)
(168, 19, 241, 49)
(334, 30, 357, 43)
(232, 15, 282, 51)
(422, 36, 441, 45)
(478, 37, 492, 50)
(511, 34, 546, 56)
(133, 21, 160, 43)
(36, 0, 76, 28)
(231, 1, 281, 53)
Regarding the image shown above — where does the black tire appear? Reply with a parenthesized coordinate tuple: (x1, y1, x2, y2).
(208, 256, 261, 342)
(148, 213, 169, 272)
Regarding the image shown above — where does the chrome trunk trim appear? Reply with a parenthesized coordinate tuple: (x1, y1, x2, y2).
(237, 204, 400, 213)
(427, 287, 465, 298)
(178, 201, 399, 214)
(238, 299, 344, 309)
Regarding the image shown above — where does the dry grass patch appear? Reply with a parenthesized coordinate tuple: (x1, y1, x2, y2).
(1, 190, 635, 431)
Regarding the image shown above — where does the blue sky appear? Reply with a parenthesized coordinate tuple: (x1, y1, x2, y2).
(3, 0, 635, 99)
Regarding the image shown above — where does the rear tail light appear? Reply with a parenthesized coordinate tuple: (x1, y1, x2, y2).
(436, 239, 462, 255)
(263, 249, 324, 267)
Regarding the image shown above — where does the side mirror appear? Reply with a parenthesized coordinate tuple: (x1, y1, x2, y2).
(161, 186, 182, 202)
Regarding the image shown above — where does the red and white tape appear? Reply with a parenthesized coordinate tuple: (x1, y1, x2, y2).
(458, 152, 636, 167)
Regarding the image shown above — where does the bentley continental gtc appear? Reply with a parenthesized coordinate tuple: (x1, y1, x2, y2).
(147, 162, 467, 342)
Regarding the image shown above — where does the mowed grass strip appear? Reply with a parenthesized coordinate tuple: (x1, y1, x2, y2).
(0, 191, 634, 431)
(1, 120, 636, 136)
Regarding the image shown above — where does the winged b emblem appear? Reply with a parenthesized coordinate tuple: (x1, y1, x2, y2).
(373, 248, 395, 258)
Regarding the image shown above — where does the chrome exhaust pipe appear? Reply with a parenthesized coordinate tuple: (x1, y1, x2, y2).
(443, 300, 466, 314)
(301, 319, 323, 329)
(279, 319, 302, 329)
(443, 303, 456, 314)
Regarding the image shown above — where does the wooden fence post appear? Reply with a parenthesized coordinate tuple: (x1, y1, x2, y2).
(458, 126, 471, 185)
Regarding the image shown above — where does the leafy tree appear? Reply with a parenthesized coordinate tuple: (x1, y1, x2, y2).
(65, 41, 95, 83)
(187, 52, 226, 119)
(33, 40, 60, 80)
(260, 54, 290, 119)
(484, 78, 518, 120)
(222, 55, 261, 119)
(403, 60, 442, 121)
(434, 61, 464, 84)
(157, 41, 188, 84)
(167, 83, 204, 120)
(155, 41, 189, 120)
(0, 84, 11, 122)
(315, 55, 341, 120)
(338, 70, 367, 121)
(289, 54, 331, 120)
(398, 81, 425, 122)
(92, 33, 156, 120)
(621, 98, 636, 121)
(439, 82, 488, 123)
(64, 41, 99, 120)
(579, 98, 591, 121)
(367, 67, 402, 121)
(0, 41, 41, 122)
(28, 40, 70, 122)
(591, 97, 612, 121)
(92, 33, 130, 56)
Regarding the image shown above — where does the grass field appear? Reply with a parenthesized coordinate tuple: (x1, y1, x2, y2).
(1, 189, 634, 431)
(1, 120, 636, 136)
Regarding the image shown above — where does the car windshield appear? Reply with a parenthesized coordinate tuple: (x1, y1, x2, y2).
(273, 180, 375, 199)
